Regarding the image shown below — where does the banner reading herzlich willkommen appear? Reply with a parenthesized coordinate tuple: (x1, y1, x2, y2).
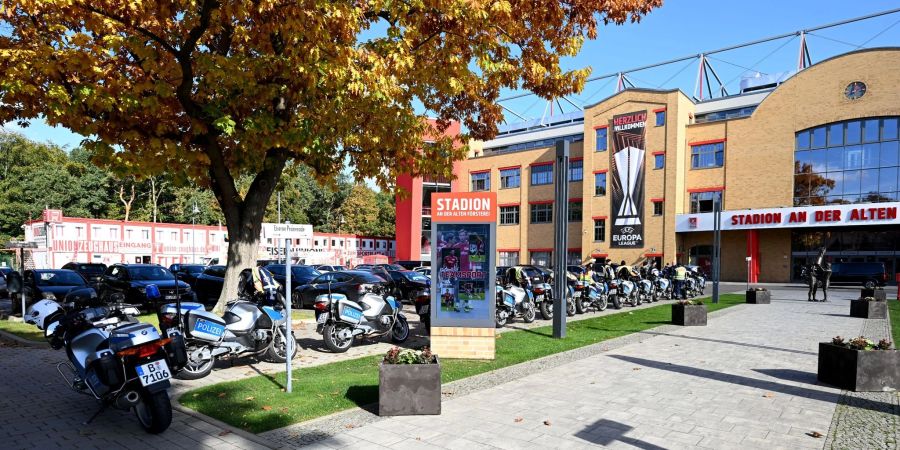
(609, 111, 647, 248)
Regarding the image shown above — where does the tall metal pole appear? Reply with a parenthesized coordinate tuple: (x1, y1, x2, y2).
(712, 200, 721, 304)
(552, 140, 570, 338)
(285, 221, 293, 393)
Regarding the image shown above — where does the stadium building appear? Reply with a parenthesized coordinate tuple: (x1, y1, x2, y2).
(448, 48, 900, 283)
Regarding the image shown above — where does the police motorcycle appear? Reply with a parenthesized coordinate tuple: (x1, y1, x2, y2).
(495, 284, 536, 327)
(637, 275, 657, 303)
(609, 273, 641, 308)
(156, 269, 297, 380)
(691, 267, 708, 294)
(649, 268, 672, 300)
(573, 277, 608, 314)
(542, 272, 577, 318)
(25, 287, 188, 434)
(314, 280, 409, 353)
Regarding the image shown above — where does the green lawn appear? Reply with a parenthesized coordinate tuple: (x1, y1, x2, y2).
(0, 318, 45, 342)
(180, 294, 744, 433)
(889, 299, 900, 347)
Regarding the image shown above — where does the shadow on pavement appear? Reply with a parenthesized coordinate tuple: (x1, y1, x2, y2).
(636, 331, 817, 356)
(608, 355, 896, 414)
(344, 385, 379, 413)
(573, 419, 667, 450)
(752, 368, 819, 385)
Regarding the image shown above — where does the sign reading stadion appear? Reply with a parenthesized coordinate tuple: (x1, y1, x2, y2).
(676, 202, 900, 232)
(610, 111, 647, 248)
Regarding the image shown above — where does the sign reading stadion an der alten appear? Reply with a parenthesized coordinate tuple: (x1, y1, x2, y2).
(430, 192, 497, 330)
(610, 111, 648, 248)
(676, 203, 900, 232)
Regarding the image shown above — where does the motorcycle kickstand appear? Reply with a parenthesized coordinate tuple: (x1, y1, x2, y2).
(83, 403, 108, 425)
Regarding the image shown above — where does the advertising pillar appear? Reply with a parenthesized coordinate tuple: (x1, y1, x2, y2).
(610, 111, 647, 249)
(430, 192, 497, 360)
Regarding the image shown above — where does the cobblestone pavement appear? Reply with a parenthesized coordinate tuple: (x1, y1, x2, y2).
(288, 288, 886, 449)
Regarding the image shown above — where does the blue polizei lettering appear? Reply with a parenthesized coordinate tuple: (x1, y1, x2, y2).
(194, 318, 225, 337)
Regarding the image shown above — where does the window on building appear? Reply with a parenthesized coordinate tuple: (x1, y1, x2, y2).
(530, 203, 552, 224)
(691, 142, 725, 169)
(331, 240, 336, 246)
(126, 229, 133, 240)
(530, 251, 551, 267)
(171, 231, 177, 241)
(568, 160, 583, 182)
(690, 191, 723, 213)
(655, 111, 666, 126)
(653, 201, 664, 216)
(568, 201, 582, 222)
(76, 226, 84, 238)
(92, 227, 101, 237)
(654, 154, 665, 169)
(567, 251, 582, 265)
(531, 164, 553, 185)
(593, 219, 606, 242)
(794, 117, 900, 206)
(141, 230, 149, 239)
(499, 206, 520, 225)
(594, 172, 607, 196)
(596, 127, 608, 152)
(109, 228, 118, 240)
(499, 251, 519, 267)
(500, 168, 520, 189)
(470, 171, 490, 191)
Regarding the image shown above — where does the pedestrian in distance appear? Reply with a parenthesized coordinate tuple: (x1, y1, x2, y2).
(673, 264, 688, 300)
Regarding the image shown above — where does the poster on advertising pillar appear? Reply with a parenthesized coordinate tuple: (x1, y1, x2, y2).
(430, 192, 497, 360)
(610, 110, 647, 248)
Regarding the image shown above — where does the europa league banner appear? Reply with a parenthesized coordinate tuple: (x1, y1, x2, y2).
(610, 111, 647, 248)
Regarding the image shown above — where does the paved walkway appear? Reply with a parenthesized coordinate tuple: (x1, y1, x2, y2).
(290, 288, 895, 449)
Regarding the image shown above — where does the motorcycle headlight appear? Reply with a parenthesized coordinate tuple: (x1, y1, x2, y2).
(42, 292, 57, 300)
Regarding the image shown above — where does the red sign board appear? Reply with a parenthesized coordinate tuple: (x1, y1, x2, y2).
(431, 192, 497, 223)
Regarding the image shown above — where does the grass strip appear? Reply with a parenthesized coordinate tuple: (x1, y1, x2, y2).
(181, 294, 744, 433)
(889, 299, 900, 346)
(0, 318, 45, 342)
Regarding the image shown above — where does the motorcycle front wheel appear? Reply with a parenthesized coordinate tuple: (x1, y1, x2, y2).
(539, 301, 553, 320)
(575, 296, 587, 314)
(134, 390, 172, 434)
(265, 328, 298, 363)
(391, 317, 410, 343)
(522, 301, 536, 323)
(323, 323, 354, 353)
(495, 309, 509, 328)
(596, 296, 608, 311)
(566, 298, 576, 317)
(175, 347, 215, 380)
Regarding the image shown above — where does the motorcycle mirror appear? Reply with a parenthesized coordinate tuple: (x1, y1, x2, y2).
(6, 271, 22, 294)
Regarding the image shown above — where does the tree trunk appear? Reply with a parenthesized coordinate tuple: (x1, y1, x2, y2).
(120, 183, 135, 222)
(214, 224, 259, 315)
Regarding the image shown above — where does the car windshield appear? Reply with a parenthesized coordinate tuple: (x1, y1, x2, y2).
(78, 264, 106, 274)
(381, 264, 405, 271)
(292, 266, 321, 277)
(354, 271, 387, 283)
(36, 271, 86, 286)
(183, 265, 205, 274)
(402, 271, 429, 282)
(127, 266, 175, 281)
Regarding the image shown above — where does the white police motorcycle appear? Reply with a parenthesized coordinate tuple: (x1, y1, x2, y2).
(314, 283, 409, 353)
(26, 288, 187, 434)
(495, 284, 536, 327)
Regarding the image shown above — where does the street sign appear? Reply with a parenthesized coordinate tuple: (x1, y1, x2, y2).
(264, 223, 312, 239)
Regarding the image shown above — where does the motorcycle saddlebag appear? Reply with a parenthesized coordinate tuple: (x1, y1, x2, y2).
(163, 333, 189, 369)
(109, 322, 162, 353)
(90, 351, 124, 387)
(185, 310, 227, 343)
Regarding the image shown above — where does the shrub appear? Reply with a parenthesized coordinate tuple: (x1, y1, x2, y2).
(831, 335, 892, 351)
(383, 346, 437, 364)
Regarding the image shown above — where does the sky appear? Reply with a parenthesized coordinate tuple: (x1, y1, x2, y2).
(4, 0, 900, 148)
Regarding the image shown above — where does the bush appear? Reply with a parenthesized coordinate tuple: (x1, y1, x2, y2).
(831, 335, 892, 350)
(383, 346, 437, 364)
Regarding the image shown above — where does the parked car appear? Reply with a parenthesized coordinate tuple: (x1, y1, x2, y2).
(264, 264, 321, 291)
(314, 265, 347, 272)
(567, 265, 586, 275)
(193, 265, 226, 307)
(375, 263, 406, 272)
(353, 264, 375, 271)
(19, 269, 89, 305)
(387, 270, 431, 303)
(98, 264, 193, 309)
(292, 270, 390, 308)
(414, 266, 431, 278)
(829, 262, 888, 289)
(168, 264, 207, 287)
(0, 267, 10, 299)
(60, 262, 108, 288)
(395, 260, 429, 270)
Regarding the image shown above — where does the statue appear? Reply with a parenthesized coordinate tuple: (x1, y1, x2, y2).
(806, 247, 831, 302)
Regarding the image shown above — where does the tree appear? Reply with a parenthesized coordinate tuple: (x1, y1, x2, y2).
(118, 182, 137, 222)
(0, 0, 662, 313)
(337, 184, 380, 235)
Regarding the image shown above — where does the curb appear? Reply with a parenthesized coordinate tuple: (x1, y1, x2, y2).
(260, 302, 749, 447)
(0, 328, 45, 347)
(173, 401, 281, 449)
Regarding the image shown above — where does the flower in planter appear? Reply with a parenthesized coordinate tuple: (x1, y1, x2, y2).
(877, 339, 892, 350)
(829, 336, 893, 351)
(860, 296, 877, 301)
(383, 346, 437, 364)
(832, 335, 846, 346)
(753, 287, 768, 291)
(676, 299, 704, 305)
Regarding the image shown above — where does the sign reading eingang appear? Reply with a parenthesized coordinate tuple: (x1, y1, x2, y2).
(610, 111, 647, 248)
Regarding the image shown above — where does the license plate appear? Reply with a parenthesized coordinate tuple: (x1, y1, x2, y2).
(316, 313, 328, 324)
(136, 360, 171, 387)
(165, 294, 177, 300)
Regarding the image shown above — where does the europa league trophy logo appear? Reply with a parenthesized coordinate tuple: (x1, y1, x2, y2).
(614, 146, 645, 226)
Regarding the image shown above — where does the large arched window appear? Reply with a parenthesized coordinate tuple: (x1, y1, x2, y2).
(794, 117, 899, 206)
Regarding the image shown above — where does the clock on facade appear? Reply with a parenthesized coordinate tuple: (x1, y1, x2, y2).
(844, 81, 866, 100)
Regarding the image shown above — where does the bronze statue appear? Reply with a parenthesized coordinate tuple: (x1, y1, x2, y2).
(806, 247, 831, 302)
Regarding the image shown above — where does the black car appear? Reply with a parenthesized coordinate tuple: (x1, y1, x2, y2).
(168, 264, 207, 287)
(193, 265, 226, 307)
(829, 262, 888, 289)
(61, 262, 108, 288)
(98, 264, 193, 308)
(0, 267, 10, 298)
(292, 270, 389, 308)
(395, 260, 429, 270)
(264, 264, 321, 290)
(20, 269, 89, 304)
(388, 270, 430, 302)
(314, 265, 346, 272)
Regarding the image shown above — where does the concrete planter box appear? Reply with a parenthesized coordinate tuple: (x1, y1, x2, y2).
(850, 300, 887, 319)
(860, 289, 887, 301)
(379, 358, 441, 416)
(745, 290, 771, 304)
(817, 343, 900, 392)
(672, 304, 707, 326)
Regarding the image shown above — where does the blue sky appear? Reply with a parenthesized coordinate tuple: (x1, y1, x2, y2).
(4, 1, 900, 148)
